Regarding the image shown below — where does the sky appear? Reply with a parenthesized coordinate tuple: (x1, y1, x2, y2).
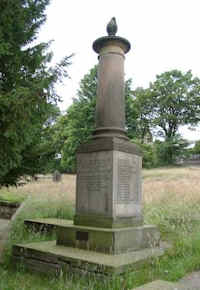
(37, 0, 200, 142)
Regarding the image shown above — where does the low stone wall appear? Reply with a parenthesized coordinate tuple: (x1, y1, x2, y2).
(0, 201, 20, 219)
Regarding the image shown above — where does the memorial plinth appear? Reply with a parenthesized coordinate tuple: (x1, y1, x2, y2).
(74, 139, 143, 229)
(12, 18, 164, 277)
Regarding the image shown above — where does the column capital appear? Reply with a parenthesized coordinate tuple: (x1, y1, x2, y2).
(93, 17, 131, 54)
(93, 36, 131, 54)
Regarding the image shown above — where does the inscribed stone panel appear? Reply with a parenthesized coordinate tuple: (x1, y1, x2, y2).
(76, 151, 113, 215)
(115, 151, 141, 204)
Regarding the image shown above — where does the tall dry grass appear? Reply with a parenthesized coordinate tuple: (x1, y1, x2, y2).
(1, 174, 76, 205)
(1, 165, 200, 231)
(2, 166, 200, 208)
(142, 166, 200, 235)
(143, 166, 200, 205)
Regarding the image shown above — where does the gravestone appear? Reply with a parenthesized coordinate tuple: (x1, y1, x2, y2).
(13, 18, 165, 277)
(52, 170, 62, 182)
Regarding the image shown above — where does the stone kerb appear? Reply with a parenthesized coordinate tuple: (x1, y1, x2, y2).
(0, 201, 20, 219)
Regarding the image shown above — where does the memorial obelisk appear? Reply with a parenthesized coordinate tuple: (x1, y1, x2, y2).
(57, 17, 160, 254)
(13, 18, 164, 277)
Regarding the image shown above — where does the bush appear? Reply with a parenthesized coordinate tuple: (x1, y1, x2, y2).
(132, 140, 157, 168)
(154, 136, 189, 166)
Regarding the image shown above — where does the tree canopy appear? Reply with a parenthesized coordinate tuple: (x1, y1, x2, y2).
(0, 0, 71, 187)
(132, 70, 200, 164)
(149, 70, 200, 138)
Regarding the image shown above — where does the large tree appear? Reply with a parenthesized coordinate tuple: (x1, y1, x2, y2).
(0, 0, 71, 186)
(55, 66, 138, 173)
(149, 70, 200, 138)
(134, 70, 200, 164)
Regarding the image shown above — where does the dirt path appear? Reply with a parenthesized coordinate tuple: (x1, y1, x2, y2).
(0, 218, 10, 263)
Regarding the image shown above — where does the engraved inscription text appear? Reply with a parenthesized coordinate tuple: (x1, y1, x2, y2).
(117, 156, 137, 202)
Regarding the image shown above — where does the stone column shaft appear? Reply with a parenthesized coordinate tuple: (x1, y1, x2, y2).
(95, 45, 125, 138)
(93, 36, 130, 140)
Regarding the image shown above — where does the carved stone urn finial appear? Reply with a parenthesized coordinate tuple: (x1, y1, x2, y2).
(106, 17, 118, 36)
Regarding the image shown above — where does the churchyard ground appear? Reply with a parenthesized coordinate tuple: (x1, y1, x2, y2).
(1, 166, 200, 289)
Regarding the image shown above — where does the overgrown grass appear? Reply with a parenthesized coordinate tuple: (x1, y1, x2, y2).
(2, 192, 75, 266)
(0, 190, 26, 203)
(1, 168, 200, 289)
(0, 174, 76, 204)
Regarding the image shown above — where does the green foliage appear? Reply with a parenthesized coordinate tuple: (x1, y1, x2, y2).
(33, 105, 65, 174)
(132, 87, 153, 143)
(193, 140, 200, 155)
(133, 70, 200, 142)
(132, 139, 156, 168)
(133, 136, 189, 168)
(124, 79, 139, 139)
(132, 70, 200, 166)
(58, 66, 97, 172)
(0, 0, 72, 186)
(140, 143, 156, 168)
(149, 70, 200, 139)
(154, 135, 189, 166)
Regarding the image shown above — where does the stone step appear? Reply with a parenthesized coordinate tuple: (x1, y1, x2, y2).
(133, 280, 183, 289)
(25, 218, 70, 226)
(24, 218, 71, 233)
(12, 239, 167, 276)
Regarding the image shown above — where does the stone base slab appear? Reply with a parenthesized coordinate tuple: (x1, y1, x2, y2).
(57, 220, 160, 254)
(12, 240, 167, 277)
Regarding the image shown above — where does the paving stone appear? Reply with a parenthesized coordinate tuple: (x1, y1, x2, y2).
(134, 280, 182, 289)
(179, 271, 200, 290)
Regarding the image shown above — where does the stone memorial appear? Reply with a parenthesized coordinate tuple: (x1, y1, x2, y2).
(13, 18, 166, 277)
(56, 17, 159, 254)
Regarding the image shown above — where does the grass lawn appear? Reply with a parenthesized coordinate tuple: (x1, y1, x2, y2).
(1, 166, 200, 289)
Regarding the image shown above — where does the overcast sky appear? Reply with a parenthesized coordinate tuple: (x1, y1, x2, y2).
(38, 0, 200, 141)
